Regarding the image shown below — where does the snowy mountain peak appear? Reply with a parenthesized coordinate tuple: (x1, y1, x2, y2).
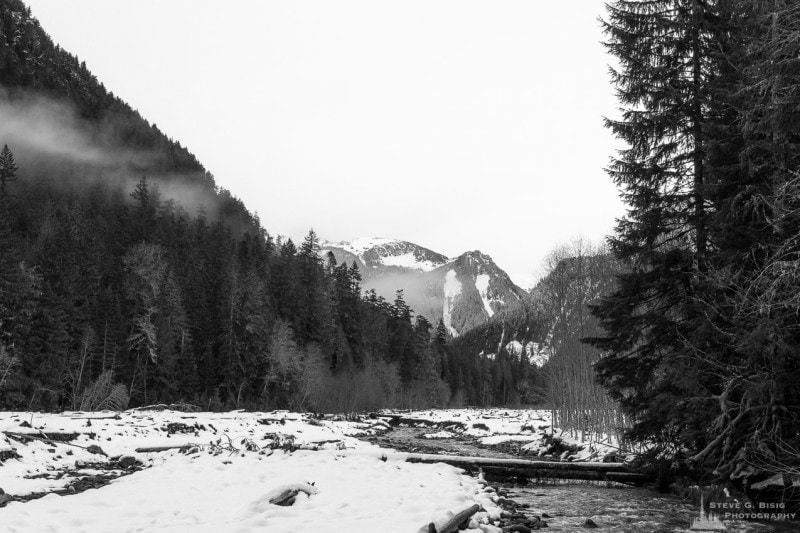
(322, 237, 449, 272)
(320, 237, 527, 336)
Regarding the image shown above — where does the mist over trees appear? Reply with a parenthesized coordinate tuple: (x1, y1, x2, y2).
(0, 155, 464, 411)
(589, 0, 800, 488)
(0, 0, 547, 412)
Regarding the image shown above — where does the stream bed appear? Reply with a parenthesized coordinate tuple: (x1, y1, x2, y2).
(371, 426, 796, 532)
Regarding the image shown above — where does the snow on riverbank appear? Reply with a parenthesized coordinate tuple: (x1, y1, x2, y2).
(386, 408, 621, 461)
(0, 410, 503, 532)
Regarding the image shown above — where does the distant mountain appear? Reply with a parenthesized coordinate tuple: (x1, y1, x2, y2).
(320, 238, 527, 336)
(321, 237, 448, 273)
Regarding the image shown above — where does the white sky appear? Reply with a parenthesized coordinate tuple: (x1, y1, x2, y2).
(24, 0, 623, 288)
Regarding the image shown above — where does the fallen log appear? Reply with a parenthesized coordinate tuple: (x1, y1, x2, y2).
(133, 403, 201, 413)
(405, 453, 635, 472)
(134, 444, 198, 453)
(422, 503, 481, 533)
(404, 453, 653, 485)
(6, 431, 81, 442)
(477, 465, 652, 485)
(3, 431, 105, 455)
(267, 482, 318, 506)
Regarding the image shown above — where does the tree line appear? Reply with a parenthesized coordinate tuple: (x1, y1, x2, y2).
(0, 155, 460, 411)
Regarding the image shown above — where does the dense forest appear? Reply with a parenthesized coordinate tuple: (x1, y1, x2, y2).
(589, 0, 800, 493)
(0, 0, 547, 412)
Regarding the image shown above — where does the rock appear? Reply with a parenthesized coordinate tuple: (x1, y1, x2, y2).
(504, 524, 532, 533)
(86, 445, 106, 456)
(541, 513, 551, 518)
(583, 518, 598, 528)
(118, 455, 137, 468)
(0, 492, 11, 506)
(529, 517, 545, 530)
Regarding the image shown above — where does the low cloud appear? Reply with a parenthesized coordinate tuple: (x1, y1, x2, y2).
(0, 88, 223, 217)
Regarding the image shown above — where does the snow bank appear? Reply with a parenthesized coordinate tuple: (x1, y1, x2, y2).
(0, 410, 502, 532)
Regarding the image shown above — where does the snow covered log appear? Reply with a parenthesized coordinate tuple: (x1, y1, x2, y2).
(4, 431, 81, 442)
(262, 482, 318, 507)
(420, 503, 481, 533)
(405, 453, 633, 471)
(4, 431, 105, 455)
(405, 453, 653, 484)
(134, 444, 198, 453)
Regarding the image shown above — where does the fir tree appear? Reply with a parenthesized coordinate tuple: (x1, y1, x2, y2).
(589, 0, 726, 453)
(689, 0, 800, 478)
(0, 144, 17, 198)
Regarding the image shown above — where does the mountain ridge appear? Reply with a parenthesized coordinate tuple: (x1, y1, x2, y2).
(320, 237, 527, 336)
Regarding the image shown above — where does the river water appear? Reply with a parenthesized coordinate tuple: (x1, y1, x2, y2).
(370, 427, 796, 533)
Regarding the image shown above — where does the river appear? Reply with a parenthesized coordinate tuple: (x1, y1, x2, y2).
(370, 426, 796, 532)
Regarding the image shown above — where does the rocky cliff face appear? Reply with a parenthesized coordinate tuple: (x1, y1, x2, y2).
(320, 238, 526, 336)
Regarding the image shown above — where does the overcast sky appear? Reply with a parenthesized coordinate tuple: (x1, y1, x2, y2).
(24, 0, 623, 288)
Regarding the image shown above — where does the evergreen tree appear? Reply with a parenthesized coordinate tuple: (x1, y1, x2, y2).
(0, 144, 17, 198)
(589, 0, 726, 453)
(689, 0, 800, 478)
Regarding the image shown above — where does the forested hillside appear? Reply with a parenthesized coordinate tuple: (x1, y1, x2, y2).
(0, 0, 522, 412)
(444, 241, 621, 428)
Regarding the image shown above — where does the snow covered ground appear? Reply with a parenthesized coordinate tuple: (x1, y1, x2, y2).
(388, 408, 621, 461)
(0, 409, 506, 532)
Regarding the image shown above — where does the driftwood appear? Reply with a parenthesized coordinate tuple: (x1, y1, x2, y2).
(476, 465, 651, 485)
(135, 444, 198, 453)
(404, 453, 653, 485)
(5, 431, 81, 442)
(133, 403, 201, 413)
(406, 453, 631, 471)
(268, 483, 318, 506)
(425, 503, 481, 533)
(3, 431, 106, 456)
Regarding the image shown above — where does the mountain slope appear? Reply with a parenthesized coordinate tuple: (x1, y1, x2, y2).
(321, 238, 527, 336)
(0, 0, 259, 232)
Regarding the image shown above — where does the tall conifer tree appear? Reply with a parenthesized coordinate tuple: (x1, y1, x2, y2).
(589, 0, 724, 452)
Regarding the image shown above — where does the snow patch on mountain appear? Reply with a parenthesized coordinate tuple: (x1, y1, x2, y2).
(505, 340, 550, 367)
(342, 237, 396, 254)
(475, 274, 495, 318)
(442, 269, 462, 336)
(322, 237, 448, 272)
(526, 342, 550, 368)
(506, 340, 524, 355)
(380, 252, 441, 271)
